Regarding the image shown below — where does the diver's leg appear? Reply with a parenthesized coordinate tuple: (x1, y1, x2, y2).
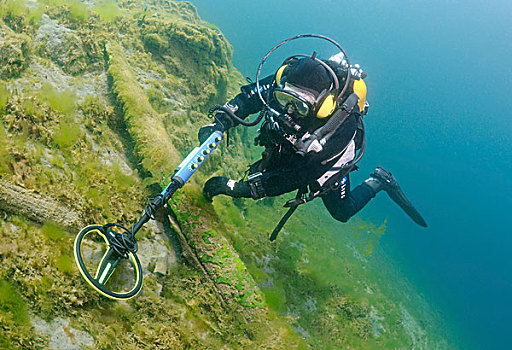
(364, 166, 427, 227)
(323, 168, 428, 227)
(322, 175, 376, 222)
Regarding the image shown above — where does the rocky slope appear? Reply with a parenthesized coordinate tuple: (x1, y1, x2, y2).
(0, 1, 454, 349)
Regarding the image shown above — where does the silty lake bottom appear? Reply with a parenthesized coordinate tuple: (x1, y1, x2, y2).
(190, 0, 512, 349)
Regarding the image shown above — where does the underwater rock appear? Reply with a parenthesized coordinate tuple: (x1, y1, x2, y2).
(137, 220, 178, 278)
(32, 316, 94, 350)
(400, 304, 428, 347)
(33, 15, 87, 75)
(0, 22, 31, 79)
(369, 306, 385, 337)
(303, 296, 317, 313)
(292, 324, 310, 339)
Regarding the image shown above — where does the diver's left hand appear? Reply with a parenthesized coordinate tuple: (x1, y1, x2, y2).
(198, 123, 225, 144)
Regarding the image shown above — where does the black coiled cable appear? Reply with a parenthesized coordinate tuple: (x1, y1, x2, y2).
(144, 194, 164, 220)
(103, 223, 138, 257)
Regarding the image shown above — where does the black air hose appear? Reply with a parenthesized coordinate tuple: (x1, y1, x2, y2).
(209, 105, 265, 127)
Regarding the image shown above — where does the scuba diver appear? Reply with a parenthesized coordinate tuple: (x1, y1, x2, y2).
(198, 35, 427, 236)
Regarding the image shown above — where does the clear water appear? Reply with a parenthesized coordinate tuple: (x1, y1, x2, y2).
(190, 1, 512, 348)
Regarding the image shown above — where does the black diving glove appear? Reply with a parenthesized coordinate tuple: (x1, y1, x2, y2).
(198, 123, 224, 144)
(198, 111, 233, 144)
(203, 176, 252, 202)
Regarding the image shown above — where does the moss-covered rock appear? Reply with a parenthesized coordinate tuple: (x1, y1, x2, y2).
(0, 22, 31, 79)
(33, 15, 89, 75)
(3, 95, 58, 144)
(0, 0, 452, 349)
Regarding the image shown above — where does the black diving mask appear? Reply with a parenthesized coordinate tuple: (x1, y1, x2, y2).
(273, 83, 317, 118)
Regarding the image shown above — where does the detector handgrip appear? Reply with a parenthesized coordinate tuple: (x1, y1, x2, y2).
(171, 131, 223, 185)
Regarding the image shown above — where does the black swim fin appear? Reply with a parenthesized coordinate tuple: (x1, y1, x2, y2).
(370, 166, 428, 228)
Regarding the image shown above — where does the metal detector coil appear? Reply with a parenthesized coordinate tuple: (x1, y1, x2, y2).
(74, 224, 143, 300)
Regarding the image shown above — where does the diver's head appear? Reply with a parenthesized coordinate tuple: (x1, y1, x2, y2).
(273, 57, 337, 120)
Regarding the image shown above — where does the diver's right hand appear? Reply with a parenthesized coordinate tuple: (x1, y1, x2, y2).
(198, 123, 225, 144)
(203, 176, 252, 202)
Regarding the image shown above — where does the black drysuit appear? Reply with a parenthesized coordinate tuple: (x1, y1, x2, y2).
(220, 76, 376, 223)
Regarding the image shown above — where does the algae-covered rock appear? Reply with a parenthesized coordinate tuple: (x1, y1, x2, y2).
(3, 95, 58, 144)
(32, 316, 95, 350)
(0, 1, 451, 349)
(106, 41, 182, 178)
(0, 22, 31, 78)
(33, 15, 88, 75)
(0, 1, 279, 347)
(140, 18, 232, 105)
(187, 226, 265, 308)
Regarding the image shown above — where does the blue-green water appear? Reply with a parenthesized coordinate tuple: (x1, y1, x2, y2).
(190, 1, 512, 349)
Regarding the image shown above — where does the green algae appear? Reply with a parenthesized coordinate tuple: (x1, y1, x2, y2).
(0, 112, 13, 174)
(92, 1, 122, 23)
(39, 0, 91, 24)
(55, 254, 74, 275)
(41, 221, 67, 241)
(53, 118, 82, 150)
(0, 0, 27, 19)
(2, 95, 58, 146)
(0, 0, 43, 32)
(0, 279, 29, 325)
(66, 1, 90, 23)
(0, 81, 9, 110)
(0, 277, 47, 349)
(35, 83, 77, 116)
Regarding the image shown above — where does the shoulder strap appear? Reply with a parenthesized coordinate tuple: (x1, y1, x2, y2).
(295, 93, 359, 156)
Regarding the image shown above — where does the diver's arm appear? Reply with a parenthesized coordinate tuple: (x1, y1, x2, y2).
(224, 74, 274, 126)
(198, 75, 273, 143)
